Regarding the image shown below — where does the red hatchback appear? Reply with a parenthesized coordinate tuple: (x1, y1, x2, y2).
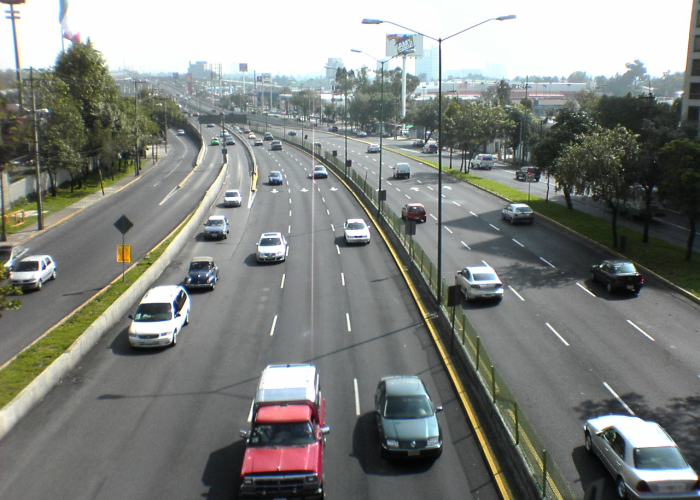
(401, 203, 427, 223)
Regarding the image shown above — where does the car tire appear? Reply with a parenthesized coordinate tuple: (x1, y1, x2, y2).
(211, 282, 216, 291)
(633, 286, 641, 294)
(171, 330, 178, 346)
(184, 312, 189, 326)
(36, 279, 42, 291)
(590, 271, 597, 283)
(584, 432, 593, 453)
(52, 269, 57, 280)
(606, 281, 613, 294)
(616, 477, 628, 499)
(510, 217, 515, 225)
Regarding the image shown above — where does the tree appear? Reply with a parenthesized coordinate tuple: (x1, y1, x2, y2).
(567, 71, 590, 84)
(658, 139, 700, 261)
(404, 99, 440, 142)
(555, 126, 639, 248)
(0, 266, 21, 317)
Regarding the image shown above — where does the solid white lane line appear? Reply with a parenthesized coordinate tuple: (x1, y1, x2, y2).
(461, 241, 471, 250)
(546, 322, 570, 346)
(281, 274, 286, 289)
(269, 315, 278, 336)
(346, 313, 352, 332)
(341, 273, 345, 286)
(509, 286, 525, 301)
(603, 382, 636, 415)
(627, 320, 655, 341)
(512, 239, 525, 248)
(354, 378, 361, 415)
(540, 257, 555, 268)
(577, 283, 597, 297)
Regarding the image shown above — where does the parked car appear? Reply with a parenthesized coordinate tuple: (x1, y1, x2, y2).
(375, 376, 443, 459)
(514, 166, 541, 182)
(590, 259, 645, 294)
(502, 203, 534, 224)
(270, 140, 283, 150)
(343, 218, 371, 244)
(256, 232, 288, 263)
(8, 254, 56, 291)
(210, 137, 220, 146)
(128, 285, 190, 348)
(268, 171, 284, 185)
(455, 265, 504, 302)
(422, 143, 438, 154)
(203, 215, 229, 240)
(401, 203, 427, 222)
(223, 189, 242, 207)
(184, 256, 219, 291)
(367, 144, 380, 153)
(412, 139, 425, 148)
(393, 162, 410, 179)
(583, 415, 700, 499)
(471, 154, 495, 170)
(313, 166, 328, 179)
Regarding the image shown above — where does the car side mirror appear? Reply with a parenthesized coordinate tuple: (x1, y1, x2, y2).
(435, 406, 443, 413)
(128, 315, 134, 320)
(240, 429, 250, 439)
(321, 426, 330, 435)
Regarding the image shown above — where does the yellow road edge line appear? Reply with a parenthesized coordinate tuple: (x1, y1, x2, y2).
(326, 159, 515, 500)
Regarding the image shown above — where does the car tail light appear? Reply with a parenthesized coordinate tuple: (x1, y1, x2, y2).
(640, 277, 645, 283)
(635, 480, 651, 492)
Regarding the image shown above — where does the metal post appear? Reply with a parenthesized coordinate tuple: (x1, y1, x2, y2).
(30, 68, 43, 230)
(437, 39, 443, 306)
(378, 60, 384, 217)
(5, 3, 23, 109)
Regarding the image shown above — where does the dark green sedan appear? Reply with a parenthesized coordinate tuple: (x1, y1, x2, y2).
(374, 376, 443, 459)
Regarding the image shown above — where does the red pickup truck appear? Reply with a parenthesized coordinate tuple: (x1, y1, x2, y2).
(239, 364, 329, 499)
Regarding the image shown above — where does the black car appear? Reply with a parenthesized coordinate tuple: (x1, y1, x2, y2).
(184, 256, 219, 290)
(514, 167, 541, 182)
(590, 259, 644, 294)
(375, 376, 443, 459)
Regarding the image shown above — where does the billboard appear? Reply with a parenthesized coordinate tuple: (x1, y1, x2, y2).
(386, 34, 423, 58)
(240, 63, 248, 73)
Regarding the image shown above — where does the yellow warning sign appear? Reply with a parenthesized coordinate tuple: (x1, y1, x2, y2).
(117, 244, 132, 263)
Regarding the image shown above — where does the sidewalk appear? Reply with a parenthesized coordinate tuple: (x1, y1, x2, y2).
(3, 143, 168, 250)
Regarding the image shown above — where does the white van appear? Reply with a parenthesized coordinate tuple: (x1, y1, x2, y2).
(472, 154, 495, 170)
(128, 285, 191, 348)
(393, 162, 410, 179)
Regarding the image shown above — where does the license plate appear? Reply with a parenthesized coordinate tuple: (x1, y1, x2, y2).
(407, 450, 420, 457)
(627, 285, 635, 290)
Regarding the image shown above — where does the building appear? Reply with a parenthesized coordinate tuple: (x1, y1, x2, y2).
(682, 3, 700, 130)
(188, 61, 212, 81)
(415, 48, 439, 83)
(325, 58, 343, 80)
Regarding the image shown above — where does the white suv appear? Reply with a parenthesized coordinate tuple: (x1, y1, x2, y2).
(128, 285, 191, 348)
(472, 154, 495, 170)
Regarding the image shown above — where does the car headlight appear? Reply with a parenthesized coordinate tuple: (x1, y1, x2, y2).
(305, 475, 319, 484)
(207, 276, 214, 282)
(160, 331, 174, 337)
(185, 277, 191, 283)
(385, 439, 399, 448)
(242, 478, 253, 486)
(427, 436, 440, 447)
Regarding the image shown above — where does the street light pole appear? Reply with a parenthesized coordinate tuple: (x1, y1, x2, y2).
(362, 14, 516, 307)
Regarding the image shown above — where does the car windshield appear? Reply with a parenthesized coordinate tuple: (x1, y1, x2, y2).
(205, 219, 224, 227)
(260, 237, 282, 246)
(347, 222, 366, 230)
(473, 272, 498, 282)
(133, 303, 172, 322)
(634, 446, 688, 470)
(384, 395, 433, 419)
(249, 421, 315, 446)
(14, 261, 39, 272)
(614, 263, 637, 273)
(189, 261, 211, 271)
(225, 191, 239, 197)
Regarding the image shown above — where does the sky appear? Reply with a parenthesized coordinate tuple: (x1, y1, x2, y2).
(0, 0, 692, 81)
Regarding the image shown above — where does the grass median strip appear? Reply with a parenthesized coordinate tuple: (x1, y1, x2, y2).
(0, 215, 189, 410)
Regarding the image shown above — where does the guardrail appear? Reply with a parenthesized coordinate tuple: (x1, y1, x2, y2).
(266, 127, 578, 500)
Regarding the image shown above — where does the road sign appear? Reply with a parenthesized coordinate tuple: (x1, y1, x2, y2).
(117, 244, 132, 263)
(114, 215, 133, 235)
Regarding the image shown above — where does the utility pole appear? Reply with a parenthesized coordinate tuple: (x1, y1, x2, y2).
(30, 67, 43, 230)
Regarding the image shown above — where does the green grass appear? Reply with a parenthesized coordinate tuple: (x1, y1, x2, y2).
(400, 152, 700, 298)
(4, 166, 135, 235)
(0, 216, 187, 409)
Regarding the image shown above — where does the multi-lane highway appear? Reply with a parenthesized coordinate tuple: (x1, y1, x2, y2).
(255, 121, 700, 499)
(0, 125, 512, 499)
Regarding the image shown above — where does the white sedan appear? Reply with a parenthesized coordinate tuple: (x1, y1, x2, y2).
(343, 219, 371, 244)
(223, 189, 243, 207)
(455, 265, 503, 302)
(9, 254, 57, 291)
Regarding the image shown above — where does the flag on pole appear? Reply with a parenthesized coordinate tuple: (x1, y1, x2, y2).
(59, 0, 80, 44)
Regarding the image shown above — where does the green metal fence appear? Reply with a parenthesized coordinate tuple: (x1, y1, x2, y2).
(256, 127, 578, 500)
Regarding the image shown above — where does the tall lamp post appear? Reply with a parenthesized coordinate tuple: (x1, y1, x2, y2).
(362, 15, 516, 306)
(351, 49, 396, 215)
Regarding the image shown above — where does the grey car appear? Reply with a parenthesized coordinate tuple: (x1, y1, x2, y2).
(374, 376, 443, 459)
(584, 415, 700, 499)
(502, 203, 534, 224)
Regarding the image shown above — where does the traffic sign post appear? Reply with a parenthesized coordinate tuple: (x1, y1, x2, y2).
(114, 215, 134, 282)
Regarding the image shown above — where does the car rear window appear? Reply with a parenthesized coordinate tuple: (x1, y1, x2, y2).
(409, 206, 424, 212)
(634, 446, 688, 470)
(473, 272, 497, 282)
(481, 155, 493, 160)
